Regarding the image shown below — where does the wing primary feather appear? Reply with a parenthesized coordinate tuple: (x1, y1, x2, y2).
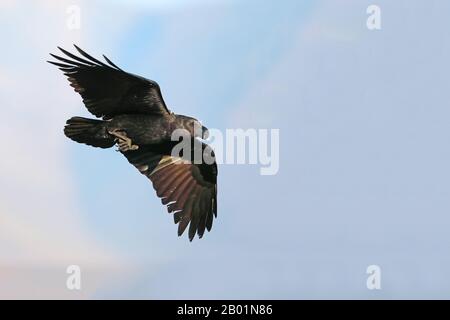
(188, 190, 203, 241)
(162, 175, 191, 206)
(172, 182, 196, 212)
(47, 60, 76, 68)
(150, 163, 181, 181)
(73, 44, 110, 68)
(197, 191, 209, 238)
(213, 185, 217, 217)
(59, 68, 77, 72)
(157, 167, 188, 197)
(103, 54, 123, 71)
(152, 167, 183, 198)
(49, 53, 89, 67)
(178, 194, 196, 237)
(57, 46, 96, 66)
(173, 210, 183, 224)
(205, 200, 214, 232)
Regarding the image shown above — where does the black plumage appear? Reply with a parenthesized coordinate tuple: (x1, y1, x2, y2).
(48, 45, 217, 241)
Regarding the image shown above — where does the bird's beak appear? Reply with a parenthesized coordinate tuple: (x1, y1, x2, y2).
(202, 126, 209, 139)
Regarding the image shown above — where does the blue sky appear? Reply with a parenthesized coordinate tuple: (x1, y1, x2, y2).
(1, 0, 450, 298)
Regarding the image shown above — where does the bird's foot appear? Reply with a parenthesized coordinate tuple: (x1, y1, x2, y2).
(115, 138, 139, 152)
(108, 129, 139, 152)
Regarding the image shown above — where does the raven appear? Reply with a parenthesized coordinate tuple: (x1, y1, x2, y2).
(48, 45, 217, 241)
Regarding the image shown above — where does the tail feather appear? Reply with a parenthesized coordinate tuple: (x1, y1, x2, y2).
(64, 117, 115, 148)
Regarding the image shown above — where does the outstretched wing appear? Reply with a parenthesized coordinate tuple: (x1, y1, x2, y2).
(122, 142, 218, 241)
(48, 45, 170, 119)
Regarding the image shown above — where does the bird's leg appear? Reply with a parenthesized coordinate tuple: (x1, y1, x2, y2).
(108, 129, 139, 152)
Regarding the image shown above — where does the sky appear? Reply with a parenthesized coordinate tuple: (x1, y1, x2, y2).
(1, 0, 450, 299)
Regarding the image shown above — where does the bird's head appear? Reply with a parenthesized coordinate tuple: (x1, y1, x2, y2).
(177, 115, 209, 139)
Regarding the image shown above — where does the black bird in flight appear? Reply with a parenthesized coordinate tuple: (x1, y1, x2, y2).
(48, 45, 217, 241)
